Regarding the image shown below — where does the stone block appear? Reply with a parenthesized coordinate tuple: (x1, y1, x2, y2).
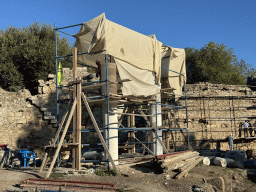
(26, 103, 33, 108)
(50, 119, 57, 124)
(15, 112, 23, 117)
(42, 86, 49, 94)
(9, 112, 15, 117)
(44, 116, 55, 120)
(17, 119, 26, 124)
(44, 111, 51, 116)
(38, 87, 43, 94)
(48, 74, 55, 79)
(40, 107, 48, 112)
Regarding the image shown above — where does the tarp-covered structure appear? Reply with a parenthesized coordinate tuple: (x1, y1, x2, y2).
(74, 13, 186, 97)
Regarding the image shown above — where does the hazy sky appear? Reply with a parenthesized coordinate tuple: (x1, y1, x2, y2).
(1, 0, 255, 68)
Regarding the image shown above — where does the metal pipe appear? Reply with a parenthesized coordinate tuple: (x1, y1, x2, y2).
(134, 137, 154, 155)
(54, 24, 60, 168)
(157, 103, 184, 109)
(105, 54, 110, 170)
(161, 67, 185, 76)
(58, 30, 74, 37)
(58, 57, 96, 69)
(55, 23, 83, 30)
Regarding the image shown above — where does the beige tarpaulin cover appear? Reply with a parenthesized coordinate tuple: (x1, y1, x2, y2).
(74, 13, 162, 75)
(74, 13, 185, 97)
(74, 13, 162, 96)
(161, 46, 186, 97)
(115, 58, 159, 96)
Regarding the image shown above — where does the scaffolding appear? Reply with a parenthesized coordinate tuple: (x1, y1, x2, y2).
(176, 83, 256, 150)
(39, 22, 190, 178)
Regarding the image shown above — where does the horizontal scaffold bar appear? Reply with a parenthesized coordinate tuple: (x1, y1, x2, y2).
(55, 23, 83, 30)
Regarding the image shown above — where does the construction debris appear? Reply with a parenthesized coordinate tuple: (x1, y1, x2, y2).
(153, 151, 202, 175)
(19, 178, 117, 191)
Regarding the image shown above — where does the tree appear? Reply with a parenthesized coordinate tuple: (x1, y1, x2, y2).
(185, 42, 253, 85)
(0, 23, 72, 93)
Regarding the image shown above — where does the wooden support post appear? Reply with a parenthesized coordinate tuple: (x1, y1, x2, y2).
(52, 96, 73, 145)
(39, 153, 48, 172)
(75, 77, 81, 170)
(139, 110, 168, 153)
(72, 47, 77, 169)
(128, 107, 135, 153)
(118, 106, 128, 127)
(81, 93, 120, 176)
(167, 111, 177, 151)
(45, 98, 77, 178)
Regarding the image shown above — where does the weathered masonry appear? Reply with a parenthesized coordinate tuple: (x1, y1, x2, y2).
(175, 82, 256, 151)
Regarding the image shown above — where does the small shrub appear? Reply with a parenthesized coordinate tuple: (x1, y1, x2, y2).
(48, 173, 64, 179)
(209, 171, 214, 174)
(95, 169, 117, 176)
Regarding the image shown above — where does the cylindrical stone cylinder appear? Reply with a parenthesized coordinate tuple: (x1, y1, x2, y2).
(101, 62, 118, 166)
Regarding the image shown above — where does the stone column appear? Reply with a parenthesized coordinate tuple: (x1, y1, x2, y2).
(150, 85, 163, 156)
(101, 62, 119, 165)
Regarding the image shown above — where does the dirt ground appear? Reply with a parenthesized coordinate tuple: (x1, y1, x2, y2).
(1, 162, 256, 192)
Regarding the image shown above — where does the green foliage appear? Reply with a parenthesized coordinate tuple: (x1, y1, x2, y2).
(185, 41, 255, 85)
(48, 173, 65, 179)
(0, 22, 72, 93)
(95, 168, 117, 176)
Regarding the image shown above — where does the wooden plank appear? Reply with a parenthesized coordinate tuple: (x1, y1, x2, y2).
(129, 108, 135, 153)
(45, 98, 77, 179)
(81, 92, 120, 176)
(175, 156, 204, 180)
(167, 111, 176, 151)
(82, 83, 106, 90)
(52, 96, 73, 145)
(139, 110, 168, 153)
(75, 78, 81, 170)
(39, 153, 48, 172)
(68, 80, 82, 85)
(139, 110, 151, 127)
(118, 106, 128, 127)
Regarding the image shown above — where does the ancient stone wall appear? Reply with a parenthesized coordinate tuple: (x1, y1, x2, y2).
(0, 67, 98, 149)
(174, 82, 256, 151)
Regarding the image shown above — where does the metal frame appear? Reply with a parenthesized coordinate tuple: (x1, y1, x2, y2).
(54, 22, 190, 167)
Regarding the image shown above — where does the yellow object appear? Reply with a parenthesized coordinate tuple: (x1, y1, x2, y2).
(57, 62, 63, 86)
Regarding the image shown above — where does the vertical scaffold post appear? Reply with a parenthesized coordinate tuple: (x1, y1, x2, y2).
(54, 25, 60, 167)
(184, 80, 189, 150)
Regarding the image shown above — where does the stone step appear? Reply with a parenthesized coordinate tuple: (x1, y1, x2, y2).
(50, 119, 57, 124)
(44, 116, 55, 120)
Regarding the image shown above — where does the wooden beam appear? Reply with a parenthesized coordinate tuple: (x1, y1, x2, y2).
(75, 78, 81, 170)
(68, 80, 82, 85)
(45, 98, 77, 178)
(167, 111, 176, 151)
(52, 96, 73, 145)
(139, 110, 168, 153)
(72, 47, 77, 169)
(81, 92, 120, 176)
(39, 152, 48, 172)
(118, 106, 128, 127)
(175, 156, 204, 180)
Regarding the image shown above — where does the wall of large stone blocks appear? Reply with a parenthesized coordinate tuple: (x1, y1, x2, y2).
(171, 82, 256, 151)
(0, 67, 99, 149)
